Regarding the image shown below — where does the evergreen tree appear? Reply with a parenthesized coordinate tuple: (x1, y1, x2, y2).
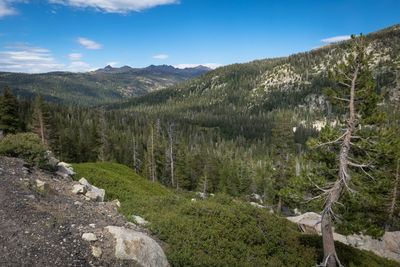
(87, 120, 101, 162)
(270, 111, 295, 214)
(0, 86, 20, 135)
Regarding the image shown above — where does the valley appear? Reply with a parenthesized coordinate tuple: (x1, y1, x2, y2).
(0, 14, 399, 267)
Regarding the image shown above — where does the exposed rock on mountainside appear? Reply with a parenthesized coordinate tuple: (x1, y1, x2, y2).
(288, 212, 400, 263)
(0, 156, 168, 266)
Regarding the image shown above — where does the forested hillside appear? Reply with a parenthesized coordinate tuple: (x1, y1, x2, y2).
(1, 24, 400, 266)
(0, 65, 210, 105)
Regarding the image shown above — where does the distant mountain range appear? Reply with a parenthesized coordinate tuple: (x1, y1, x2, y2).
(108, 24, 399, 137)
(0, 65, 211, 105)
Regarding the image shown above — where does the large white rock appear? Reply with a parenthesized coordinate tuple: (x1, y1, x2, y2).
(79, 178, 105, 202)
(105, 226, 169, 267)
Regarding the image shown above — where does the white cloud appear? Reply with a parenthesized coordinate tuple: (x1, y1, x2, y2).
(67, 60, 91, 72)
(0, 44, 65, 73)
(77, 37, 103, 50)
(106, 61, 118, 67)
(49, 0, 179, 13)
(68, 52, 82, 60)
(321, 35, 351, 43)
(175, 63, 222, 69)
(153, 54, 168, 59)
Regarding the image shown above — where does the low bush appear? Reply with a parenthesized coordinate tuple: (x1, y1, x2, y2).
(73, 162, 400, 266)
(0, 133, 51, 170)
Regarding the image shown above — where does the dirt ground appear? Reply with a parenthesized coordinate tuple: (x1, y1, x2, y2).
(0, 156, 143, 266)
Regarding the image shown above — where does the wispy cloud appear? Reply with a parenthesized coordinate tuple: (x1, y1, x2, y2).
(321, 35, 351, 43)
(68, 52, 82, 60)
(0, 0, 17, 18)
(175, 63, 222, 69)
(153, 54, 168, 59)
(67, 60, 91, 72)
(49, 0, 179, 13)
(77, 37, 103, 50)
(0, 44, 65, 73)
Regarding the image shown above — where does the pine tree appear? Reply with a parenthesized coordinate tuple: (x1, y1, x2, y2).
(87, 120, 101, 162)
(270, 111, 295, 214)
(0, 86, 20, 135)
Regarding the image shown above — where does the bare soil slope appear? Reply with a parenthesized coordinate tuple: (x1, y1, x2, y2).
(0, 156, 143, 266)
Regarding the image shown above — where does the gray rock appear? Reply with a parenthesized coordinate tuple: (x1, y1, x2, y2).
(56, 171, 72, 180)
(72, 184, 87, 195)
(57, 162, 76, 176)
(132, 215, 148, 226)
(287, 212, 321, 234)
(112, 199, 121, 208)
(45, 151, 59, 170)
(82, 233, 97, 242)
(79, 178, 105, 202)
(105, 226, 169, 267)
(36, 179, 50, 192)
(91, 246, 102, 258)
(74, 201, 83, 206)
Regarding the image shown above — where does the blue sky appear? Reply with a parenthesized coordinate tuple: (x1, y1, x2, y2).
(0, 0, 399, 73)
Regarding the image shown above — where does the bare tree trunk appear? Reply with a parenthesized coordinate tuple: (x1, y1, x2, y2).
(295, 157, 300, 176)
(321, 65, 359, 267)
(277, 196, 282, 215)
(169, 124, 175, 187)
(132, 135, 139, 173)
(386, 158, 400, 231)
(151, 126, 156, 182)
(38, 109, 45, 145)
(203, 175, 207, 195)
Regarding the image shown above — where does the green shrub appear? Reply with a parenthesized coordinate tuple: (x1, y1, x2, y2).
(74, 162, 316, 266)
(0, 132, 51, 170)
(73, 162, 400, 267)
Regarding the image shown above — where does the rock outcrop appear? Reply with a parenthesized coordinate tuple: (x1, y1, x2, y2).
(287, 212, 400, 263)
(57, 161, 76, 177)
(78, 178, 105, 202)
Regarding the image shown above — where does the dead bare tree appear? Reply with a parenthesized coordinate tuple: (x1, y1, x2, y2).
(310, 35, 380, 267)
(386, 158, 400, 231)
(168, 124, 175, 187)
(132, 135, 141, 173)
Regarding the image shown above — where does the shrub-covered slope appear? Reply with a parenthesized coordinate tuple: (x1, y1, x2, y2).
(72, 162, 400, 267)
